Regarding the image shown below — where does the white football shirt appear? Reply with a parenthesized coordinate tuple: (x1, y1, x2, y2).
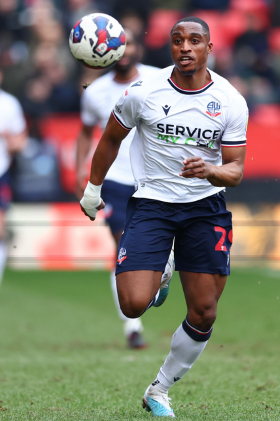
(0, 90, 26, 177)
(81, 63, 159, 185)
(113, 66, 249, 203)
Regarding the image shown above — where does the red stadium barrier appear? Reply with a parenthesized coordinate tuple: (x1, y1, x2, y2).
(40, 113, 101, 193)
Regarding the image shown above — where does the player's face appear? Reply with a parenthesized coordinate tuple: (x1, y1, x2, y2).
(114, 31, 138, 74)
(171, 22, 213, 76)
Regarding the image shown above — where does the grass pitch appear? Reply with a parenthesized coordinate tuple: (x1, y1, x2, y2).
(0, 267, 279, 420)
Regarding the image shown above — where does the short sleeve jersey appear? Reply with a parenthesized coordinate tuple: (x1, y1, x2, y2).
(112, 66, 248, 203)
(81, 63, 159, 186)
(0, 90, 26, 177)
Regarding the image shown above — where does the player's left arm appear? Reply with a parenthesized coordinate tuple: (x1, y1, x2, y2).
(179, 146, 245, 187)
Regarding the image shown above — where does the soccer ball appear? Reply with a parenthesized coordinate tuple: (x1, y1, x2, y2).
(69, 13, 126, 69)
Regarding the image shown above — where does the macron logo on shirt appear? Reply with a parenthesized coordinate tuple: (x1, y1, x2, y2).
(131, 80, 143, 87)
(162, 105, 171, 116)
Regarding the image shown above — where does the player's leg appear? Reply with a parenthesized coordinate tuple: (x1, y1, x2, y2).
(156, 272, 226, 385)
(143, 193, 232, 416)
(117, 253, 175, 318)
(110, 229, 146, 348)
(116, 270, 163, 318)
(101, 180, 147, 348)
(116, 197, 176, 318)
(143, 272, 226, 417)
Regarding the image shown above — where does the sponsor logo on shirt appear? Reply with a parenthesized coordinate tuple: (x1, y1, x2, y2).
(117, 247, 127, 264)
(156, 123, 221, 149)
(206, 101, 221, 117)
(115, 105, 122, 113)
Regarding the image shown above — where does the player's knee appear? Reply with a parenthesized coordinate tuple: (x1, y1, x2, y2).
(119, 296, 145, 318)
(188, 307, 217, 331)
(202, 310, 216, 328)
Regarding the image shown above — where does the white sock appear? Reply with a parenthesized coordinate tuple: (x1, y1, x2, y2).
(155, 324, 209, 389)
(0, 241, 7, 287)
(110, 270, 143, 336)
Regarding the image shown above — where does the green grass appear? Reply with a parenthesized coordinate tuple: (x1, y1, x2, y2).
(0, 267, 279, 420)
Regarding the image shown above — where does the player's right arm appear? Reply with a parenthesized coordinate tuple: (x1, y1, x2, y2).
(80, 82, 143, 220)
(80, 114, 130, 221)
(76, 123, 93, 199)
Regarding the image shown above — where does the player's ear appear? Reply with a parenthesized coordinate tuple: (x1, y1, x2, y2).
(207, 42, 213, 54)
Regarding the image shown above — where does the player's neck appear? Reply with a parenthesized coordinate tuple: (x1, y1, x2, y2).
(171, 66, 211, 91)
(114, 66, 139, 83)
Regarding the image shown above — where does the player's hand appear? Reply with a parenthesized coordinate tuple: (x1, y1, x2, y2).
(80, 200, 105, 221)
(80, 182, 105, 221)
(180, 157, 214, 179)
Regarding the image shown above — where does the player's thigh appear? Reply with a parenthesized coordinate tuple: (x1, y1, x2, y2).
(175, 193, 232, 276)
(101, 179, 135, 236)
(179, 271, 227, 312)
(116, 270, 162, 311)
(115, 197, 175, 274)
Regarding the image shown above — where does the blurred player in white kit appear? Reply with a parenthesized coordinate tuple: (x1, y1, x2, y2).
(0, 68, 27, 284)
(76, 30, 174, 349)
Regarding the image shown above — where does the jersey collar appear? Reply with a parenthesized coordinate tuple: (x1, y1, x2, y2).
(168, 69, 214, 95)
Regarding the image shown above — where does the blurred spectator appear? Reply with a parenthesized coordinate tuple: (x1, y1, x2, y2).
(63, 0, 100, 36)
(21, 75, 52, 118)
(0, 0, 29, 67)
(271, 0, 280, 27)
(144, 9, 183, 68)
(12, 132, 61, 202)
(21, 48, 80, 116)
(112, 0, 153, 26)
(119, 10, 147, 41)
(189, 0, 230, 11)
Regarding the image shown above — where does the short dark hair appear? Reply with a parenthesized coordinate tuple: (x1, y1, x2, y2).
(171, 16, 210, 40)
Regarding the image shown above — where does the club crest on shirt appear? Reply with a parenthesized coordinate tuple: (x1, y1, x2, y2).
(206, 101, 221, 117)
(117, 247, 127, 264)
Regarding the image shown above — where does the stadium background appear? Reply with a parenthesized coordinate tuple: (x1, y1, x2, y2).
(0, 0, 280, 419)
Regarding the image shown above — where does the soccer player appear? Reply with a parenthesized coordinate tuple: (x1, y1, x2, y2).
(0, 69, 27, 284)
(76, 30, 174, 349)
(80, 16, 248, 416)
